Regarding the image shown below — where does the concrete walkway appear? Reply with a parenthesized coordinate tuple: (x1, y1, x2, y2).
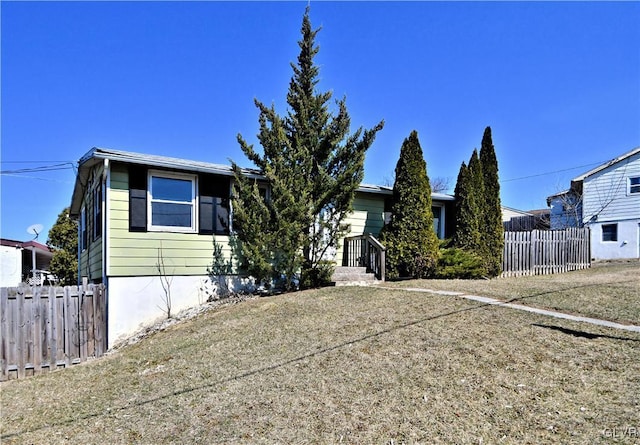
(382, 287, 640, 334)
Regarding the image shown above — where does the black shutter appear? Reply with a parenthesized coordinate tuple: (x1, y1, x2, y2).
(199, 195, 214, 235)
(129, 165, 147, 232)
(199, 174, 230, 235)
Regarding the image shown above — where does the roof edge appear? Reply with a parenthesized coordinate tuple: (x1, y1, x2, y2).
(572, 146, 640, 182)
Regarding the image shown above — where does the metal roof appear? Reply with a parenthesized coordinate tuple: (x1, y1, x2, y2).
(355, 183, 455, 201)
(0, 238, 52, 255)
(80, 147, 262, 177)
(70, 147, 455, 215)
(70, 147, 263, 216)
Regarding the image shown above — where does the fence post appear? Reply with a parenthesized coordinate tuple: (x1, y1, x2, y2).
(1, 289, 8, 381)
(32, 288, 42, 377)
(15, 289, 25, 379)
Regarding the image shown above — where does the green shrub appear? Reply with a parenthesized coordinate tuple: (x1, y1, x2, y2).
(300, 260, 335, 289)
(436, 246, 487, 279)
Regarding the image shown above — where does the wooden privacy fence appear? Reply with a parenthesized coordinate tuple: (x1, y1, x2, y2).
(502, 227, 590, 277)
(1, 284, 107, 381)
(503, 214, 550, 232)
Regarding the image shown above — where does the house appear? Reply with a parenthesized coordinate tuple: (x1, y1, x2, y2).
(70, 147, 455, 347)
(0, 239, 54, 287)
(547, 147, 640, 260)
(501, 207, 550, 231)
(501, 206, 532, 223)
(546, 189, 582, 229)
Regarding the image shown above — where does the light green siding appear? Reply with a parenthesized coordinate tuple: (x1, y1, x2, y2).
(352, 194, 386, 236)
(335, 192, 386, 263)
(79, 241, 102, 281)
(79, 163, 104, 282)
(107, 163, 233, 277)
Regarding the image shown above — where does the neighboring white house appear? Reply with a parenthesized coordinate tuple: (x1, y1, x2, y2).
(0, 239, 54, 287)
(547, 147, 640, 260)
(502, 206, 550, 231)
(501, 206, 532, 223)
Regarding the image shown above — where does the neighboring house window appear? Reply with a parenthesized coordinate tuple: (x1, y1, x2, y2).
(629, 176, 640, 195)
(93, 184, 102, 240)
(602, 224, 618, 242)
(80, 207, 87, 251)
(148, 171, 197, 232)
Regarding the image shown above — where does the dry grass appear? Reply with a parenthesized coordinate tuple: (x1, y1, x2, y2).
(383, 261, 640, 325)
(2, 276, 639, 444)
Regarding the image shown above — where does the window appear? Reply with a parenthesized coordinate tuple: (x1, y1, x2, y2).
(148, 171, 196, 232)
(128, 167, 232, 234)
(80, 207, 87, 251)
(602, 224, 617, 242)
(93, 184, 102, 240)
(432, 205, 443, 239)
(630, 176, 640, 195)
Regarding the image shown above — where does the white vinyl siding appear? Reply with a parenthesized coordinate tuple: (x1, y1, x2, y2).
(582, 151, 640, 224)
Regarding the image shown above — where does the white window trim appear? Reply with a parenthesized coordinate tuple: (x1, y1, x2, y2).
(628, 176, 640, 195)
(147, 170, 198, 233)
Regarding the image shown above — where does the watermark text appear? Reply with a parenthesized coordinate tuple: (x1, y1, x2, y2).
(603, 426, 639, 439)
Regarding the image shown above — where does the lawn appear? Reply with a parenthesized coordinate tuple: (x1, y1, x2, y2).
(1, 268, 639, 444)
(382, 261, 640, 326)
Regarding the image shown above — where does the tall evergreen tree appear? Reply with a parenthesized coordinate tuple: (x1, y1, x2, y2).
(467, 148, 488, 261)
(479, 126, 504, 277)
(453, 161, 481, 254)
(452, 150, 488, 278)
(232, 7, 383, 290)
(379, 131, 439, 279)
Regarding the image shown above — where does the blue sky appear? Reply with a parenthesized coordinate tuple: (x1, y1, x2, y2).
(1, 1, 639, 243)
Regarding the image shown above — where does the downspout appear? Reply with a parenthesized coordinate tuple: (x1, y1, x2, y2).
(102, 159, 109, 284)
(102, 158, 110, 349)
(77, 209, 82, 286)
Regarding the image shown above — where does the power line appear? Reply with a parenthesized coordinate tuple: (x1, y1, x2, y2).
(1, 160, 76, 164)
(500, 160, 608, 183)
(0, 163, 76, 175)
(0, 173, 75, 184)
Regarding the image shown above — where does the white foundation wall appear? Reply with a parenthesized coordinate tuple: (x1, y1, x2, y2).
(589, 219, 640, 260)
(106, 275, 252, 348)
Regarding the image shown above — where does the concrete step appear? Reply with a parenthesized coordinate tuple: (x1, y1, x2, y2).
(331, 266, 378, 286)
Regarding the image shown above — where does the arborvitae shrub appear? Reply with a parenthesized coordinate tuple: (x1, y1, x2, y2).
(479, 126, 504, 277)
(380, 130, 439, 279)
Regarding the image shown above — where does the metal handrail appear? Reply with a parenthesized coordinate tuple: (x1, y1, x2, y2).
(342, 233, 386, 281)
